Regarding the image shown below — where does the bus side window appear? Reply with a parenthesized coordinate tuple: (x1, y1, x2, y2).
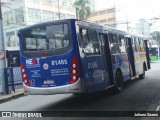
(118, 35, 126, 53)
(109, 33, 119, 54)
(79, 28, 100, 56)
(140, 39, 145, 52)
(79, 28, 88, 46)
(131, 37, 136, 52)
(88, 29, 100, 55)
(137, 38, 141, 52)
(135, 38, 140, 52)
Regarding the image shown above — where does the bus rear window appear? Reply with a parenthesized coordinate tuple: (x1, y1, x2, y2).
(23, 24, 69, 51)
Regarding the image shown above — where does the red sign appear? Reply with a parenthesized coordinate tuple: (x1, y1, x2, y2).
(0, 50, 5, 59)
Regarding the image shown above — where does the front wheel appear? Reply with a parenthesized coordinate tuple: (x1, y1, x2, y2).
(139, 65, 145, 79)
(114, 71, 123, 93)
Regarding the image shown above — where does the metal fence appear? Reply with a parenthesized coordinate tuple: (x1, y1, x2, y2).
(7, 67, 23, 93)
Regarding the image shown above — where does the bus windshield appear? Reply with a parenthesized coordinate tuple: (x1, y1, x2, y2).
(149, 48, 158, 56)
(22, 24, 70, 51)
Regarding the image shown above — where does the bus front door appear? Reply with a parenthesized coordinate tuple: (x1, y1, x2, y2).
(144, 40, 151, 69)
(78, 27, 106, 93)
(99, 33, 114, 87)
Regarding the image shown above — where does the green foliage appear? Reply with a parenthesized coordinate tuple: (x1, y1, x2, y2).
(150, 31, 160, 44)
(74, 0, 91, 20)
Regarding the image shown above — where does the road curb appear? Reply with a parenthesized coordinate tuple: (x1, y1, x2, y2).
(0, 92, 24, 103)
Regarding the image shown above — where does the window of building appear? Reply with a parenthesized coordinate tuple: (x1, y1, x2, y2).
(99, 19, 107, 23)
(55, 12, 60, 20)
(68, 0, 73, 6)
(14, 8, 24, 25)
(27, 0, 40, 4)
(107, 8, 115, 13)
(99, 10, 106, 15)
(65, 14, 75, 19)
(108, 17, 115, 22)
(27, 8, 41, 23)
(41, 0, 52, 5)
(91, 12, 98, 17)
(55, 13, 67, 20)
(62, 0, 67, 6)
(42, 11, 54, 22)
(95, 21, 99, 23)
(44, 0, 52, 3)
(4, 11, 14, 26)
(60, 13, 65, 19)
(6, 31, 16, 47)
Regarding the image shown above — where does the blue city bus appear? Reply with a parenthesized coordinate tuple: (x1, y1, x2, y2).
(18, 19, 150, 95)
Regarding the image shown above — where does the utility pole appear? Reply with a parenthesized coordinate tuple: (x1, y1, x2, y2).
(0, 0, 7, 94)
(126, 16, 129, 32)
(57, 0, 61, 19)
(113, 4, 116, 28)
(155, 33, 158, 45)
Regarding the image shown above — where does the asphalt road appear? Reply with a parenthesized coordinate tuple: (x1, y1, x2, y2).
(0, 62, 160, 120)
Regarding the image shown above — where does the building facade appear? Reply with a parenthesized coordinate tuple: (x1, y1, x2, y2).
(89, 0, 95, 12)
(87, 7, 116, 28)
(2, 0, 76, 50)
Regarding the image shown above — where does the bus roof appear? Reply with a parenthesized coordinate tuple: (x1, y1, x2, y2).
(18, 19, 147, 39)
(18, 19, 77, 31)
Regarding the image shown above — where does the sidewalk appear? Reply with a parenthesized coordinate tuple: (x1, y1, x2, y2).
(0, 89, 24, 103)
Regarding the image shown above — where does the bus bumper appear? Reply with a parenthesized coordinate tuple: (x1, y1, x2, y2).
(23, 78, 84, 95)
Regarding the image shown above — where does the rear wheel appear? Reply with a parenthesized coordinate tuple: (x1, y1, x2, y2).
(114, 71, 123, 93)
(139, 65, 145, 79)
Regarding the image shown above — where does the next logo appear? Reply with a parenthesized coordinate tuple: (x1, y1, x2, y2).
(26, 58, 40, 65)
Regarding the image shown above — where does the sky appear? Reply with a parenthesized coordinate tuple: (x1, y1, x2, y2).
(95, 0, 160, 20)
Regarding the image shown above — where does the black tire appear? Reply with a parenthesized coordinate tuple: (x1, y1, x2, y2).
(139, 65, 145, 79)
(114, 71, 123, 93)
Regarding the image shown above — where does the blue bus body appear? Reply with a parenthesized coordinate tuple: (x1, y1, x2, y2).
(18, 19, 150, 95)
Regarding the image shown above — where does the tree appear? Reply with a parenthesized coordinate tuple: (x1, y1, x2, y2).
(150, 31, 160, 45)
(73, 0, 91, 20)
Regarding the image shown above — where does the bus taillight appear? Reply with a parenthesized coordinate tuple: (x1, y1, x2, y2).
(70, 56, 80, 84)
(21, 64, 30, 86)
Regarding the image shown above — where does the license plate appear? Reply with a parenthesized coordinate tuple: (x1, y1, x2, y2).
(43, 80, 54, 84)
